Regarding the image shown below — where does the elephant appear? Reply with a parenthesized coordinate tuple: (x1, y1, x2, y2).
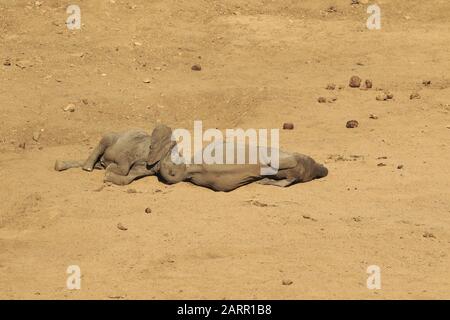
(55, 124, 328, 191)
(54, 125, 174, 186)
(151, 127, 329, 192)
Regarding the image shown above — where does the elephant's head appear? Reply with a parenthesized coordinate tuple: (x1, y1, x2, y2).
(147, 124, 177, 166)
(300, 155, 328, 182)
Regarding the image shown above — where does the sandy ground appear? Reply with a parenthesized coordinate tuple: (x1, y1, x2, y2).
(1, 0, 450, 299)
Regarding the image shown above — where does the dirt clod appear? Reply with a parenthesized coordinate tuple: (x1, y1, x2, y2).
(117, 223, 128, 231)
(346, 120, 359, 128)
(63, 104, 76, 112)
(410, 92, 421, 100)
(283, 123, 294, 130)
(423, 232, 435, 238)
(349, 76, 362, 88)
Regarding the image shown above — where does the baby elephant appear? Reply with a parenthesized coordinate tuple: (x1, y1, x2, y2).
(54, 125, 173, 185)
(55, 124, 328, 191)
(149, 127, 328, 192)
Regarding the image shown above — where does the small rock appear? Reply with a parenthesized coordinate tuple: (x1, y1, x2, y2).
(63, 103, 76, 112)
(133, 41, 143, 46)
(18, 142, 26, 149)
(423, 232, 435, 239)
(369, 114, 378, 119)
(422, 80, 431, 86)
(327, 97, 337, 103)
(3, 60, 11, 66)
(317, 97, 327, 103)
(349, 76, 362, 88)
(410, 92, 421, 100)
(397, 164, 404, 169)
(191, 64, 202, 71)
(346, 120, 359, 128)
(251, 200, 268, 207)
(145, 207, 152, 214)
(327, 6, 337, 13)
(32, 131, 41, 142)
(143, 78, 151, 83)
(282, 279, 293, 286)
(376, 92, 393, 101)
(126, 188, 137, 193)
(81, 98, 89, 105)
(117, 223, 128, 231)
(376, 94, 388, 101)
(326, 83, 336, 90)
(283, 123, 294, 130)
(377, 163, 387, 167)
(365, 79, 373, 89)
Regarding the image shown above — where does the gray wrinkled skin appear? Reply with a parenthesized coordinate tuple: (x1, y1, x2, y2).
(158, 146, 328, 192)
(55, 124, 328, 190)
(54, 127, 165, 185)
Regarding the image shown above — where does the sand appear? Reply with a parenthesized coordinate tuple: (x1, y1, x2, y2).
(1, 0, 449, 299)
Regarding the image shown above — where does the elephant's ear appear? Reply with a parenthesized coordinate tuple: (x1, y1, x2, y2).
(148, 124, 175, 165)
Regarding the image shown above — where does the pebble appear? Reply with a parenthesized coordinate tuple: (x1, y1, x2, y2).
(63, 103, 76, 112)
(365, 79, 373, 89)
(410, 92, 421, 100)
(117, 223, 128, 231)
(282, 279, 293, 286)
(145, 207, 152, 214)
(423, 232, 435, 239)
(143, 78, 151, 83)
(317, 97, 326, 103)
(326, 83, 336, 90)
(282, 123, 294, 130)
(376, 92, 393, 101)
(327, 97, 337, 103)
(32, 131, 41, 142)
(397, 165, 404, 169)
(369, 114, 378, 119)
(346, 120, 359, 128)
(349, 76, 362, 88)
(191, 64, 202, 71)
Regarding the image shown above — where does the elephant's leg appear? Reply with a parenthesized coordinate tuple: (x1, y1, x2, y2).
(54, 160, 84, 171)
(82, 133, 118, 172)
(104, 163, 155, 185)
(104, 160, 131, 176)
(257, 177, 297, 187)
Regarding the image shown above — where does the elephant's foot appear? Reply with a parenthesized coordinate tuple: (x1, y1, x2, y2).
(54, 160, 84, 171)
(257, 177, 297, 187)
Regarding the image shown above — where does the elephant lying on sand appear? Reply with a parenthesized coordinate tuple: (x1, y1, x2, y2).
(54, 125, 173, 186)
(55, 124, 328, 191)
